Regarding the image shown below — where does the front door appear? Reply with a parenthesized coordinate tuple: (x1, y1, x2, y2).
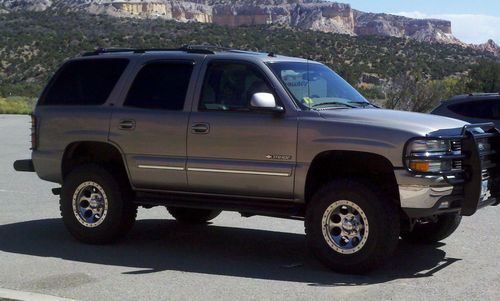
(187, 60, 298, 198)
(109, 60, 196, 190)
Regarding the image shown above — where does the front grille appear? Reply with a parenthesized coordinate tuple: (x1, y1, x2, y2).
(451, 140, 463, 171)
(452, 160, 462, 170)
(451, 140, 462, 152)
(477, 137, 496, 171)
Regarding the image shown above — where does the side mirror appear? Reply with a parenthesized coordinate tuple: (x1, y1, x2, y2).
(250, 93, 285, 113)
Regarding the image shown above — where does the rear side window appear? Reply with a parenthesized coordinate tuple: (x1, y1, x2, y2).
(41, 59, 128, 105)
(448, 99, 500, 119)
(124, 62, 193, 111)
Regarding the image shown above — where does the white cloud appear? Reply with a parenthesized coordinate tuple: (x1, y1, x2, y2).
(394, 11, 500, 44)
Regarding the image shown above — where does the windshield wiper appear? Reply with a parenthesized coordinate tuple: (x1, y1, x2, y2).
(312, 102, 357, 109)
(348, 101, 379, 108)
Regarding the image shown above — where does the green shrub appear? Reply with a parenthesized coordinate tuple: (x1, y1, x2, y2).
(0, 97, 35, 114)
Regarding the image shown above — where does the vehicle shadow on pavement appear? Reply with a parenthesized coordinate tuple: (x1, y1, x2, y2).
(0, 218, 461, 286)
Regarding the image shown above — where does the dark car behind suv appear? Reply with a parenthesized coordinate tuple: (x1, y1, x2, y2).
(431, 93, 500, 127)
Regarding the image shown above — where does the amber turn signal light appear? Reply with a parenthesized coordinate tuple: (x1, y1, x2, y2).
(409, 162, 430, 172)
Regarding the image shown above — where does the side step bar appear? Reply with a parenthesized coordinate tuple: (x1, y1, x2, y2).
(135, 190, 303, 217)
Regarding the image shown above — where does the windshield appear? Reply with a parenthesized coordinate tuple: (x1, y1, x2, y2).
(267, 62, 369, 109)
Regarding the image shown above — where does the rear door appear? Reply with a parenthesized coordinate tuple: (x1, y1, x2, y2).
(109, 58, 199, 190)
(186, 60, 298, 198)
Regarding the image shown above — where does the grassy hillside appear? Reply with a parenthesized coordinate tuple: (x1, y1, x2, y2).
(0, 10, 498, 113)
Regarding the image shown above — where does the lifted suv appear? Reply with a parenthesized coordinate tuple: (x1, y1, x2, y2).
(14, 46, 500, 274)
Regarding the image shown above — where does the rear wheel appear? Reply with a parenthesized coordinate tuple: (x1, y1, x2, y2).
(305, 179, 400, 274)
(60, 164, 137, 244)
(167, 207, 221, 224)
(401, 213, 462, 244)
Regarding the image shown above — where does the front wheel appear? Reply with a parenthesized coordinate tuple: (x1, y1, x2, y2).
(401, 214, 462, 244)
(305, 179, 400, 274)
(60, 164, 137, 244)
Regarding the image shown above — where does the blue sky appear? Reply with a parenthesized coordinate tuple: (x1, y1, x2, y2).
(338, 0, 500, 44)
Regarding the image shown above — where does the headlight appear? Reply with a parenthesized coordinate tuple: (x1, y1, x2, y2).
(405, 139, 462, 174)
(409, 139, 450, 153)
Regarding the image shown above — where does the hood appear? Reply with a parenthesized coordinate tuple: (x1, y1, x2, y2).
(319, 108, 468, 136)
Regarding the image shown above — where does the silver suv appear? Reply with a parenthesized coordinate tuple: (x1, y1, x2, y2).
(14, 46, 500, 274)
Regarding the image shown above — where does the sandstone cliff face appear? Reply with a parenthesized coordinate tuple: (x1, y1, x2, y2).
(90, 0, 463, 45)
(290, 2, 354, 34)
(472, 39, 500, 57)
(353, 11, 462, 45)
(106, 1, 213, 23)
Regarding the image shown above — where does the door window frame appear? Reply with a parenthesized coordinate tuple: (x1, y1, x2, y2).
(115, 58, 198, 112)
(193, 59, 287, 114)
(123, 59, 195, 112)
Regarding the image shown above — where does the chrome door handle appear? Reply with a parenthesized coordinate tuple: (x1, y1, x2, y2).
(119, 119, 136, 130)
(191, 123, 210, 134)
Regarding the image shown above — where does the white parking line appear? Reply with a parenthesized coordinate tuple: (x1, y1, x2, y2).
(0, 288, 77, 301)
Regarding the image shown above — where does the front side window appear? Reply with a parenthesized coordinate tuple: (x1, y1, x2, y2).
(41, 59, 129, 105)
(199, 62, 273, 111)
(267, 62, 369, 109)
(125, 62, 193, 111)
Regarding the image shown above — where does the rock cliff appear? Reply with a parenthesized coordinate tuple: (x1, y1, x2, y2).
(87, 0, 463, 44)
(353, 11, 462, 44)
(471, 39, 500, 57)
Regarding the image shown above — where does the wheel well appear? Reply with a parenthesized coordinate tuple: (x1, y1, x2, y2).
(61, 141, 129, 184)
(304, 151, 400, 205)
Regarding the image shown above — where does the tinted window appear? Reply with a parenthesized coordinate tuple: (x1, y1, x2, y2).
(125, 62, 193, 111)
(199, 62, 273, 111)
(448, 99, 500, 120)
(42, 59, 128, 105)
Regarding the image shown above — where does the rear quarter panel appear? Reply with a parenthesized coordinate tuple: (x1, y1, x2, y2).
(32, 105, 114, 183)
(31, 56, 138, 183)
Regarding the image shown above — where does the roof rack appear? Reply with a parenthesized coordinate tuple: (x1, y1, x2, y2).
(444, 93, 500, 102)
(81, 45, 234, 56)
(465, 92, 499, 97)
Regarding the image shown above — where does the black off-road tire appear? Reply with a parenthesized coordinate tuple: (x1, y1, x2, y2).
(167, 207, 221, 224)
(60, 164, 137, 244)
(305, 179, 400, 274)
(401, 213, 462, 244)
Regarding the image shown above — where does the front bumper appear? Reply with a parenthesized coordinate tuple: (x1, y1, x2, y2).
(398, 181, 499, 218)
(398, 123, 500, 218)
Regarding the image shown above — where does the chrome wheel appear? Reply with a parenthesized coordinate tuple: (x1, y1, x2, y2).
(72, 181, 108, 228)
(321, 200, 369, 254)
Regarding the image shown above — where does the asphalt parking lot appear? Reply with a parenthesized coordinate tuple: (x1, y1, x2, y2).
(0, 114, 499, 301)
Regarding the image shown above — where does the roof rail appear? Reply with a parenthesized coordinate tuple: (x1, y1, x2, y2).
(184, 45, 233, 52)
(81, 45, 234, 56)
(81, 48, 134, 56)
